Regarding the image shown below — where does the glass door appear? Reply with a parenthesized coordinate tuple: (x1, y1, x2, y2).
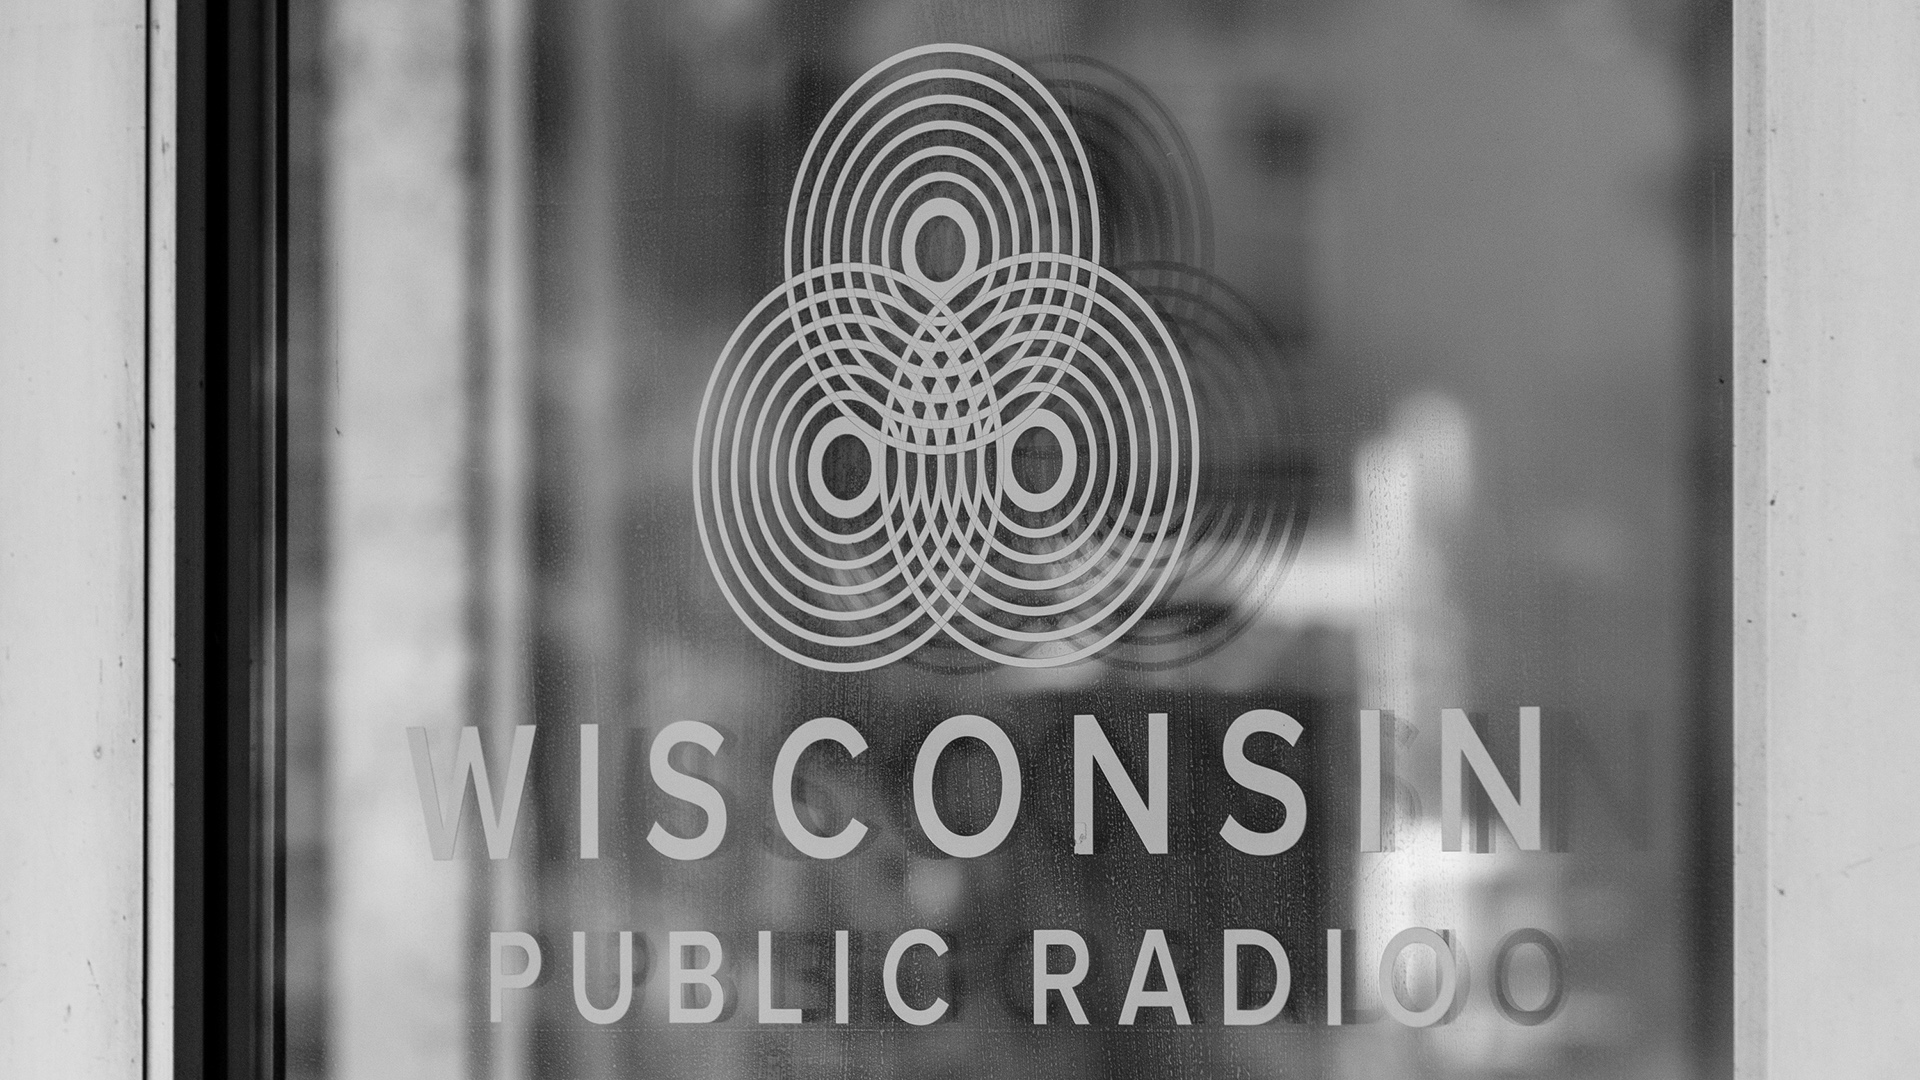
(281, 2, 1731, 1076)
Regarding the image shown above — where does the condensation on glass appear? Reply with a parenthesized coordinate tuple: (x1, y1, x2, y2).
(285, 2, 1731, 1078)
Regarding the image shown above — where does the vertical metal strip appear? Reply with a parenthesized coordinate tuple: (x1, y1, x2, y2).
(1730, 0, 1768, 1076)
(173, 0, 282, 1072)
(147, 0, 180, 1074)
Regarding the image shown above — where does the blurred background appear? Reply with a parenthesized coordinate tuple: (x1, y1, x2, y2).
(285, 0, 1731, 1077)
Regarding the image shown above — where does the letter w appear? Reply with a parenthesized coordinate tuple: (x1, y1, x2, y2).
(409, 726, 537, 860)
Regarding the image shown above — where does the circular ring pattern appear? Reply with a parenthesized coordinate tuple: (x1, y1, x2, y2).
(694, 45, 1200, 670)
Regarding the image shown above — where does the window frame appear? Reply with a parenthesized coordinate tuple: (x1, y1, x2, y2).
(138, 0, 1907, 1077)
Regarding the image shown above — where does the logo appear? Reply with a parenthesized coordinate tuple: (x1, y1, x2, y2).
(694, 45, 1303, 672)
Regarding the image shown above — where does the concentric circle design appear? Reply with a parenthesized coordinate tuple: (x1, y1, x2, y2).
(694, 45, 1200, 670)
(1097, 264, 1308, 670)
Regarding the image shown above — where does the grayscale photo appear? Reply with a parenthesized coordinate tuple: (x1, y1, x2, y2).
(2, 1, 1914, 1078)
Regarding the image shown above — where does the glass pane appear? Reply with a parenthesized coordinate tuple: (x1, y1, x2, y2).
(286, 2, 1731, 1077)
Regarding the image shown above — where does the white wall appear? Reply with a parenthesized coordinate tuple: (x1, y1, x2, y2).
(1735, 0, 1920, 1076)
(0, 1, 152, 1075)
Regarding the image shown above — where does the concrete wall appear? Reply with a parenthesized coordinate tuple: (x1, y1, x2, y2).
(0, 2, 153, 1075)
(1734, 0, 1920, 1075)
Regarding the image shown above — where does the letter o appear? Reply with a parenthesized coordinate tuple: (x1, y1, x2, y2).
(913, 715, 1021, 858)
(1492, 928, 1566, 1026)
(1378, 927, 1458, 1028)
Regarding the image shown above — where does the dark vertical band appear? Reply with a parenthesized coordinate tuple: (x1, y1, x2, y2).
(176, 0, 285, 1075)
(1680, 1, 1737, 1076)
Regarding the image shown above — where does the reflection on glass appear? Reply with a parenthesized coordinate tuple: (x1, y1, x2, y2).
(286, 1, 1730, 1078)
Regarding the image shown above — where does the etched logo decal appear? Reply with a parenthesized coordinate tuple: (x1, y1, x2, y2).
(693, 45, 1201, 670)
